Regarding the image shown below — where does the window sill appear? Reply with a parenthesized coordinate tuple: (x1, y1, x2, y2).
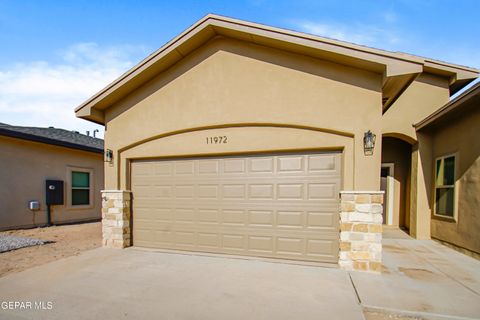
(67, 204, 94, 210)
(432, 214, 457, 223)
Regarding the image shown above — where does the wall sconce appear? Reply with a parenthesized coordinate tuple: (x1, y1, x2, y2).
(105, 149, 113, 163)
(363, 130, 376, 156)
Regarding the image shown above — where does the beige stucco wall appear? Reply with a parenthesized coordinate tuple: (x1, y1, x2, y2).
(104, 36, 383, 191)
(382, 73, 450, 142)
(429, 107, 480, 254)
(382, 73, 450, 239)
(0, 135, 104, 230)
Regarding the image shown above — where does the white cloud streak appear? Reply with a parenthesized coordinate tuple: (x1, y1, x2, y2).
(291, 18, 479, 70)
(0, 43, 148, 138)
(291, 20, 402, 50)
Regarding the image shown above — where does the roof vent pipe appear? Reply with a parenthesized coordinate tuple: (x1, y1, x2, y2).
(86, 131, 90, 136)
(93, 129, 99, 138)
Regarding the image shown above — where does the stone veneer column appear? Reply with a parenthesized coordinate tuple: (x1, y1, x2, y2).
(339, 191, 384, 273)
(101, 190, 132, 248)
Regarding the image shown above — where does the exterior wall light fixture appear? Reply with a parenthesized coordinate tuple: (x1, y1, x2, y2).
(363, 130, 376, 156)
(105, 149, 113, 163)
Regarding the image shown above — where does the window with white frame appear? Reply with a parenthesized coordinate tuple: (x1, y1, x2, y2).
(434, 155, 455, 218)
(69, 168, 93, 206)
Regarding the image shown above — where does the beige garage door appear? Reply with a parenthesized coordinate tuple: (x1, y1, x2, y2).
(131, 152, 341, 263)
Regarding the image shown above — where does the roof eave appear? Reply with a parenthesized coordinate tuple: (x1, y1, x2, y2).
(0, 128, 104, 154)
(423, 60, 479, 95)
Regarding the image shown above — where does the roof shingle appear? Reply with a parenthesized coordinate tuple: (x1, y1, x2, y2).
(0, 123, 104, 153)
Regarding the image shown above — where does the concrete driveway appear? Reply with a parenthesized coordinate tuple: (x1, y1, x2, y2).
(1, 230, 480, 320)
(0, 248, 363, 320)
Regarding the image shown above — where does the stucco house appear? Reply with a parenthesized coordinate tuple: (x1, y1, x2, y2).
(0, 123, 104, 230)
(75, 15, 478, 272)
(415, 82, 480, 258)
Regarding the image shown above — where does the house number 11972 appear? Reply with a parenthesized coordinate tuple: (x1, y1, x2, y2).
(206, 136, 228, 144)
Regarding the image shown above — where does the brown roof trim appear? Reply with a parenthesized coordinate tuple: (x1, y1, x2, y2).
(415, 81, 480, 130)
(0, 127, 104, 154)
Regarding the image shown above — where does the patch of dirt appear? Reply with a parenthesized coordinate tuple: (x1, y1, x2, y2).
(0, 222, 101, 277)
(364, 310, 424, 320)
(397, 267, 439, 281)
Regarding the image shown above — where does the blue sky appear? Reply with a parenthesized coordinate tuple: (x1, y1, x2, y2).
(0, 0, 479, 137)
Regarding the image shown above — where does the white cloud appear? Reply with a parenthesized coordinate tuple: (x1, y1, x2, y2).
(291, 20, 402, 50)
(0, 42, 149, 138)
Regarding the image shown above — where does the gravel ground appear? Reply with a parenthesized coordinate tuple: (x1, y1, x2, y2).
(0, 222, 101, 277)
(0, 234, 50, 253)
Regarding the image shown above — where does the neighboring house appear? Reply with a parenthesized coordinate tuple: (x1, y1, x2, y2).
(75, 15, 478, 271)
(0, 123, 104, 230)
(415, 82, 480, 257)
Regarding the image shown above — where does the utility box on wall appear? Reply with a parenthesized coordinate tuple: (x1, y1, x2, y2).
(28, 200, 40, 211)
(45, 180, 64, 205)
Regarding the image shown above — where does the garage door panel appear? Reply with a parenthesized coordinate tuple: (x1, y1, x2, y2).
(249, 157, 274, 173)
(154, 175, 341, 183)
(134, 220, 339, 235)
(249, 210, 274, 226)
(197, 232, 220, 247)
(154, 162, 173, 176)
(197, 184, 219, 199)
(277, 183, 304, 199)
(222, 234, 246, 250)
(307, 183, 337, 199)
(198, 160, 219, 174)
(307, 211, 337, 229)
(222, 184, 246, 199)
(133, 227, 339, 263)
(197, 209, 219, 223)
(224, 159, 246, 173)
(132, 152, 340, 263)
(174, 161, 195, 175)
(277, 155, 304, 172)
(249, 184, 274, 199)
(152, 185, 173, 198)
(134, 205, 338, 231)
(248, 235, 274, 252)
(137, 198, 339, 208)
(308, 154, 341, 173)
(222, 209, 246, 225)
(174, 231, 195, 246)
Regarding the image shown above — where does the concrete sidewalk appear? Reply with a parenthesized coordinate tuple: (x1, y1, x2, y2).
(353, 229, 480, 320)
(0, 230, 479, 320)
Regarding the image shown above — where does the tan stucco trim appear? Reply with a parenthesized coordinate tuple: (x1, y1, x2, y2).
(114, 124, 356, 191)
(116, 123, 354, 153)
(382, 132, 417, 145)
(75, 14, 477, 124)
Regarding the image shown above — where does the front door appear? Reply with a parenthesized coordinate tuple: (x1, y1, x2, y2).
(381, 164, 394, 225)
